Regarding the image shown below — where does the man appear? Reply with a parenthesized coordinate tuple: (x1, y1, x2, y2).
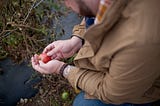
(31, 0, 160, 106)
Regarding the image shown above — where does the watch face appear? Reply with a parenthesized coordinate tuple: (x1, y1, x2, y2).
(63, 66, 70, 76)
(63, 66, 75, 77)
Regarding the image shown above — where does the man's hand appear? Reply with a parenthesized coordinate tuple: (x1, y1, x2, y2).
(43, 36, 83, 60)
(31, 54, 65, 74)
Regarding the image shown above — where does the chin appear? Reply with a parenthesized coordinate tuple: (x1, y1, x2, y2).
(79, 13, 95, 17)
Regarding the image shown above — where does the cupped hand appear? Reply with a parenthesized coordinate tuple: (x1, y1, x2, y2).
(43, 36, 82, 60)
(31, 54, 65, 74)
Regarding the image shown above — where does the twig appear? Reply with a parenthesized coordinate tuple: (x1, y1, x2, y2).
(34, 0, 45, 8)
(23, 0, 45, 23)
(7, 22, 40, 31)
(0, 29, 17, 38)
(21, 31, 30, 53)
(30, 36, 41, 48)
(23, 1, 36, 23)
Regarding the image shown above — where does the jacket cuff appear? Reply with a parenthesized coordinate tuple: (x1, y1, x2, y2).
(65, 66, 82, 93)
(72, 24, 86, 39)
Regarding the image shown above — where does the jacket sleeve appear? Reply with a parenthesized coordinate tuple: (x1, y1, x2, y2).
(72, 18, 86, 39)
(66, 45, 160, 104)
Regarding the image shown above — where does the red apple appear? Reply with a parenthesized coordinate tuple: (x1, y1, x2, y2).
(38, 53, 51, 63)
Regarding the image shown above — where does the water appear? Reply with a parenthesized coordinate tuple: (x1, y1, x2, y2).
(55, 12, 82, 40)
(0, 58, 40, 106)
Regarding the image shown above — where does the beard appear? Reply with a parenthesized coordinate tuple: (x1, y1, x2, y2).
(77, 1, 95, 17)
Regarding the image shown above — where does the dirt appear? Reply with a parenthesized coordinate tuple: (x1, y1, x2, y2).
(17, 74, 77, 106)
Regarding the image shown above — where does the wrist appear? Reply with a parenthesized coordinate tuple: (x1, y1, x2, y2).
(71, 35, 84, 47)
(59, 63, 68, 77)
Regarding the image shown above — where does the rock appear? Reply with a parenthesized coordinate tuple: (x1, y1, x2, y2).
(19, 98, 28, 104)
(29, 99, 33, 102)
(42, 74, 46, 77)
(20, 98, 24, 104)
(24, 98, 28, 103)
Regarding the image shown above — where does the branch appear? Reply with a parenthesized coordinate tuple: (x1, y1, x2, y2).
(23, 0, 45, 23)
(7, 22, 40, 31)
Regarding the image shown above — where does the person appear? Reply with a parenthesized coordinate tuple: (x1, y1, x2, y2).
(31, 0, 160, 106)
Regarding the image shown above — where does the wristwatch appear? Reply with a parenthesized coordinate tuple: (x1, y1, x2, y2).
(63, 65, 72, 78)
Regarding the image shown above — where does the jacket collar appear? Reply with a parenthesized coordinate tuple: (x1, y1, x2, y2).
(84, 0, 130, 53)
(75, 0, 130, 60)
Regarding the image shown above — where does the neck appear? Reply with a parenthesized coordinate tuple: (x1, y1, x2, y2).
(84, 0, 100, 16)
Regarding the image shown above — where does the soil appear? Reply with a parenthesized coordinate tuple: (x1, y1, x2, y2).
(17, 74, 77, 106)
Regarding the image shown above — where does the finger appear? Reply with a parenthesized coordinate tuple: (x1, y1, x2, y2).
(51, 54, 57, 59)
(35, 54, 39, 58)
(43, 44, 55, 53)
(55, 56, 61, 60)
(31, 61, 47, 74)
(34, 65, 47, 74)
(43, 45, 52, 53)
(31, 56, 37, 65)
(47, 47, 60, 56)
(55, 51, 64, 60)
(39, 61, 51, 72)
(31, 59, 38, 69)
(32, 54, 39, 65)
(39, 61, 46, 67)
(31, 56, 34, 62)
(58, 50, 64, 59)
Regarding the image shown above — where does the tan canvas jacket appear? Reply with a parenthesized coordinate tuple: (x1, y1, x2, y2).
(66, 0, 160, 104)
